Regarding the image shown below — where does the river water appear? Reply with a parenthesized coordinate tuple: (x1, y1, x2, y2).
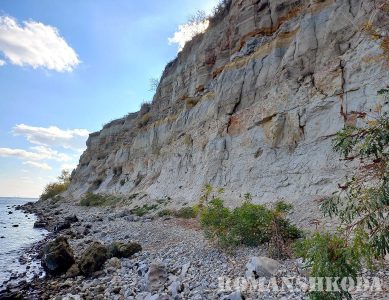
(0, 197, 47, 290)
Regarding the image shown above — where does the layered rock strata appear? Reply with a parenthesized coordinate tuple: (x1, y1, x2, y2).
(68, 0, 389, 222)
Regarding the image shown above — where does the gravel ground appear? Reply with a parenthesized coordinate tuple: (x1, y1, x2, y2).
(1, 201, 388, 300)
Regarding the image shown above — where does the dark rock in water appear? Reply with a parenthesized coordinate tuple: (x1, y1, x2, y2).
(79, 242, 108, 276)
(54, 221, 71, 232)
(12, 225, 19, 228)
(33, 221, 47, 228)
(108, 242, 142, 258)
(41, 236, 75, 275)
(7, 211, 12, 214)
(0, 236, 4, 239)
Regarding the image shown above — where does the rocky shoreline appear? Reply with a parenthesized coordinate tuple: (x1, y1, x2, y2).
(1, 200, 388, 300)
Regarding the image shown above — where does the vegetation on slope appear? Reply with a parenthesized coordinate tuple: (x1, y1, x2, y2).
(40, 170, 71, 201)
(198, 187, 302, 259)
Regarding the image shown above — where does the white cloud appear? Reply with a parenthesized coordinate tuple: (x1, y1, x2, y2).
(0, 146, 70, 162)
(31, 146, 71, 161)
(0, 59, 5, 66)
(61, 163, 77, 171)
(13, 124, 89, 151)
(0, 16, 80, 72)
(168, 19, 209, 52)
(23, 161, 52, 170)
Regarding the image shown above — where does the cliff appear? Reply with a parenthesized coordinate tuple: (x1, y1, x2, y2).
(68, 0, 389, 221)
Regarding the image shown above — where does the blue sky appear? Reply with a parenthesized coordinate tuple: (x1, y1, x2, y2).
(0, 0, 219, 197)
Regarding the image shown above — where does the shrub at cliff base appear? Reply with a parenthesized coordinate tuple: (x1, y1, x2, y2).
(79, 192, 121, 207)
(199, 194, 302, 258)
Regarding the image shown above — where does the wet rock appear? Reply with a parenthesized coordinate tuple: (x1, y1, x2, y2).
(33, 221, 47, 228)
(79, 242, 109, 276)
(108, 242, 142, 258)
(245, 256, 281, 279)
(54, 221, 71, 232)
(41, 236, 75, 275)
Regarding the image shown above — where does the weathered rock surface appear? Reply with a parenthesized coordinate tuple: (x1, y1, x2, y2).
(245, 256, 281, 279)
(67, 0, 389, 224)
(146, 263, 168, 292)
(79, 242, 109, 276)
(108, 241, 142, 258)
(41, 237, 75, 275)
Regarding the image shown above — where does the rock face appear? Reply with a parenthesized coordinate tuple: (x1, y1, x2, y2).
(68, 0, 389, 221)
(41, 237, 75, 275)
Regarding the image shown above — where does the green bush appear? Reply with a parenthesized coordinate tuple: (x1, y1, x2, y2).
(174, 206, 197, 219)
(200, 197, 302, 254)
(40, 170, 71, 201)
(80, 193, 120, 207)
(130, 203, 158, 216)
(40, 182, 68, 201)
(157, 207, 197, 219)
(157, 209, 172, 217)
(295, 232, 363, 300)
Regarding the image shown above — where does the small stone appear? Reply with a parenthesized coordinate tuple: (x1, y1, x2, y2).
(245, 257, 281, 279)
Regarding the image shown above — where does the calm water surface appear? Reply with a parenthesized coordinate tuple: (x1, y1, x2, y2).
(0, 197, 47, 289)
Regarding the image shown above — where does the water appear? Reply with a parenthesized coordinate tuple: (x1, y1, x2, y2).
(0, 197, 48, 290)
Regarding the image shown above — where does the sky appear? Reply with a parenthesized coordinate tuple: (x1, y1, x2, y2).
(0, 0, 219, 198)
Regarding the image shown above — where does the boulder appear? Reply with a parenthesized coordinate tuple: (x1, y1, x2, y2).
(66, 264, 81, 278)
(108, 241, 142, 258)
(64, 215, 79, 223)
(41, 236, 75, 275)
(105, 257, 121, 269)
(79, 242, 109, 276)
(33, 221, 47, 228)
(54, 215, 79, 232)
(146, 263, 168, 292)
(245, 256, 281, 279)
